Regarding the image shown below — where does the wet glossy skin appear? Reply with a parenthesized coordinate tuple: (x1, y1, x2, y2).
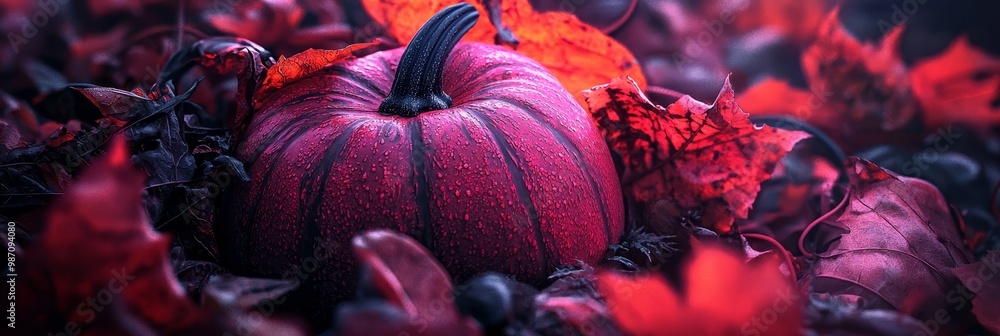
(220, 42, 624, 312)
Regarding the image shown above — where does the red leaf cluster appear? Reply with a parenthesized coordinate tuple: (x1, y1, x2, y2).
(583, 75, 809, 233)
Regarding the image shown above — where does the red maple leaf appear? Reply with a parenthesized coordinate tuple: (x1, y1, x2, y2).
(738, 7, 923, 152)
(582, 75, 809, 233)
(909, 36, 1000, 130)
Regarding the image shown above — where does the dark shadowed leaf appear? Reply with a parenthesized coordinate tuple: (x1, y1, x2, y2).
(37, 135, 200, 332)
(335, 230, 481, 335)
(950, 250, 1000, 334)
(805, 157, 976, 333)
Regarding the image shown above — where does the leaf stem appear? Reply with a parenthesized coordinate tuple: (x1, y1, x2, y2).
(743, 233, 798, 284)
(798, 185, 851, 258)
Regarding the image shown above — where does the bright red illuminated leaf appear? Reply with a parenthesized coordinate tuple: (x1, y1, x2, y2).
(909, 36, 1000, 129)
(583, 75, 809, 233)
(599, 246, 800, 336)
(257, 40, 381, 99)
(741, 8, 924, 152)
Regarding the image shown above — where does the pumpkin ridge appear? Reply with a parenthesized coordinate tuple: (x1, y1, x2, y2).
(331, 66, 390, 99)
(236, 119, 320, 272)
(374, 55, 396, 83)
(463, 107, 550, 272)
(297, 118, 370, 306)
(245, 112, 355, 167)
(409, 118, 435, 251)
(244, 117, 362, 240)
(442, 56, 516, 103)
(490, 96, 614, 246)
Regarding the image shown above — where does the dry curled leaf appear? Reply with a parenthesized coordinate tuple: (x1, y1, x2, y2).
(360, 0, 645, 106)
(806, 158, 976, 334)
(583, 75, 809, 233)
(335, 230, 481, 335)
(257, 40, 381, 99)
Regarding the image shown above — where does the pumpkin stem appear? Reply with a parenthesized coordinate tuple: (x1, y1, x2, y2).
(379, 3, 479, 117)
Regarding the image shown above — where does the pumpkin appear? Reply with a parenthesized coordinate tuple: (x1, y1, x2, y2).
(219, 3, 623, 317)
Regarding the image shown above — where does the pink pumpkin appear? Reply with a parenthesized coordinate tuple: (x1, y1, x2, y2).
(219, 3, 623, 315)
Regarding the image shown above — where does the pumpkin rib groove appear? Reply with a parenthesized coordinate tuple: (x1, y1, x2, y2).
(243, 115, 319, 165)
(490, 96, 614, 246)
(298, 118, 370, 295)
(245, 112, 347, 165)
(330, 66, 390, 98)
(443, 55, 516, 103)
(240, 120, 319, 272)
(462, 107, 549, 272)
(374, 55, 396, 82)
(409, 118, 436, 251)
(322, 72, 384, 104)
(457, 122, 476, 142)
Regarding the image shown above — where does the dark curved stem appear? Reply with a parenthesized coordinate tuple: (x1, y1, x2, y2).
(378, 4, 479, 117)
(799, 185, 851, 258)
(743, 233, 798, 284)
